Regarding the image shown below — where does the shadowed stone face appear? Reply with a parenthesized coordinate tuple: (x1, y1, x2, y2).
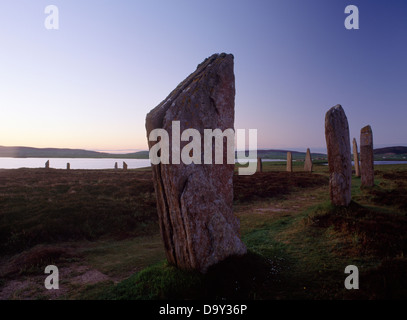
(287, 152, 292, 172)
(304, 148, 313, 172)
(360, 125, 374, 187)
(353, 138, 360, 177)
(145, 53, 246, 273)
(325, 104, 352, 206)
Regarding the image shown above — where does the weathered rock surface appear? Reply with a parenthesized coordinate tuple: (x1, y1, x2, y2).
(304, 148, 313, 172)
(123, 162, 128, 171)
(257, 158, 263, 173)
(352, 138, 360, 177)
(360, 125, 374, 186)
(287, 152, 292, 172)
(145, 53, 246, 273)
(325, 105, 352, 206)
(45, 160, 49, 169)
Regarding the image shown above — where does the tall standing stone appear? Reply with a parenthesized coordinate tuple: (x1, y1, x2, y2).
(352, 138, 360, 177)
(286, 152, 293, 172)
(114, 162, 118, 170)
(304, 148, 313, 172)
(45, 160, 49, 169)
(123, 162, 128, 171)
(257, 157, 263, 173)
(325, 105, 352, 206)
(66, 163, 70, 170)
(145, 53, 246, 273)
(360, 125, 374, 187)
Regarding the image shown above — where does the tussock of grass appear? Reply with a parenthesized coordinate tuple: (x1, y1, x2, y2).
(100, 251, 276, 300)
(308, 201, 407, 258)
(0, 245, 74, 277)
(369, 171, 407, 212)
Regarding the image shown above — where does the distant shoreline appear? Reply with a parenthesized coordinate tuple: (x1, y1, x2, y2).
(1, 145, 407, 161)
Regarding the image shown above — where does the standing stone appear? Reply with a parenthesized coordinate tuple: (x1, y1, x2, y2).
(66, 163, 70, 170)
(325, 105, 352, 206)
(360, 125, 374, 187)
(45, 160, 49, 169)
(114, 162, 118, 170)
(257, 158, 263, 173)
(123, 162, 128, 171)
(304, 148, 313, 172)
(145, 53, 246, 273)
(286, 152, 293, 172)
(352, 138, 360, 177)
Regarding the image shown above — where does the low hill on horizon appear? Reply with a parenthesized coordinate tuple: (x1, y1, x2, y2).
(0, 146, 148, 159)
(374, 146, 407, 155)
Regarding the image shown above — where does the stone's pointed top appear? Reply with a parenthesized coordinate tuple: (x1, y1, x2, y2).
(360, 125, 373, 147)
(361, 125, 372, 133)
(353, 137, 357, 143)
(197, 53, 234, 69)
(325, 104, 348, 122)
(326, 104, 343, 112)
(146, 53, 235, 137)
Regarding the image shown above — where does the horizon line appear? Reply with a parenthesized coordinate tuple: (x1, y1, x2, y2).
(2, 144, 407, 155)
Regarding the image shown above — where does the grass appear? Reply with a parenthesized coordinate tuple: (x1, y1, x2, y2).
(0, 169, 158, 254)
(81, 235, 165, 278)
(1, 163, 407, 299)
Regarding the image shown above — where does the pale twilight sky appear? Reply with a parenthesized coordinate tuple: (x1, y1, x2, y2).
(0, 0, 406, 152)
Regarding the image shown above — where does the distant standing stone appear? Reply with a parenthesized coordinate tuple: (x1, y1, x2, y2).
(360, 125, 374, 187)
(287, 152, 293, 172)
(114, 162, 118, 170)
(325, 105, 352, 206)
(145, 53, 246, 273)
(123, 162, 128, 171)
(257, 158, 263, 173)
(45, 160, 49, 169)
(66, 163, 70, 170)
(352, 138, 360, 177)
(304, 148, 313, 172)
